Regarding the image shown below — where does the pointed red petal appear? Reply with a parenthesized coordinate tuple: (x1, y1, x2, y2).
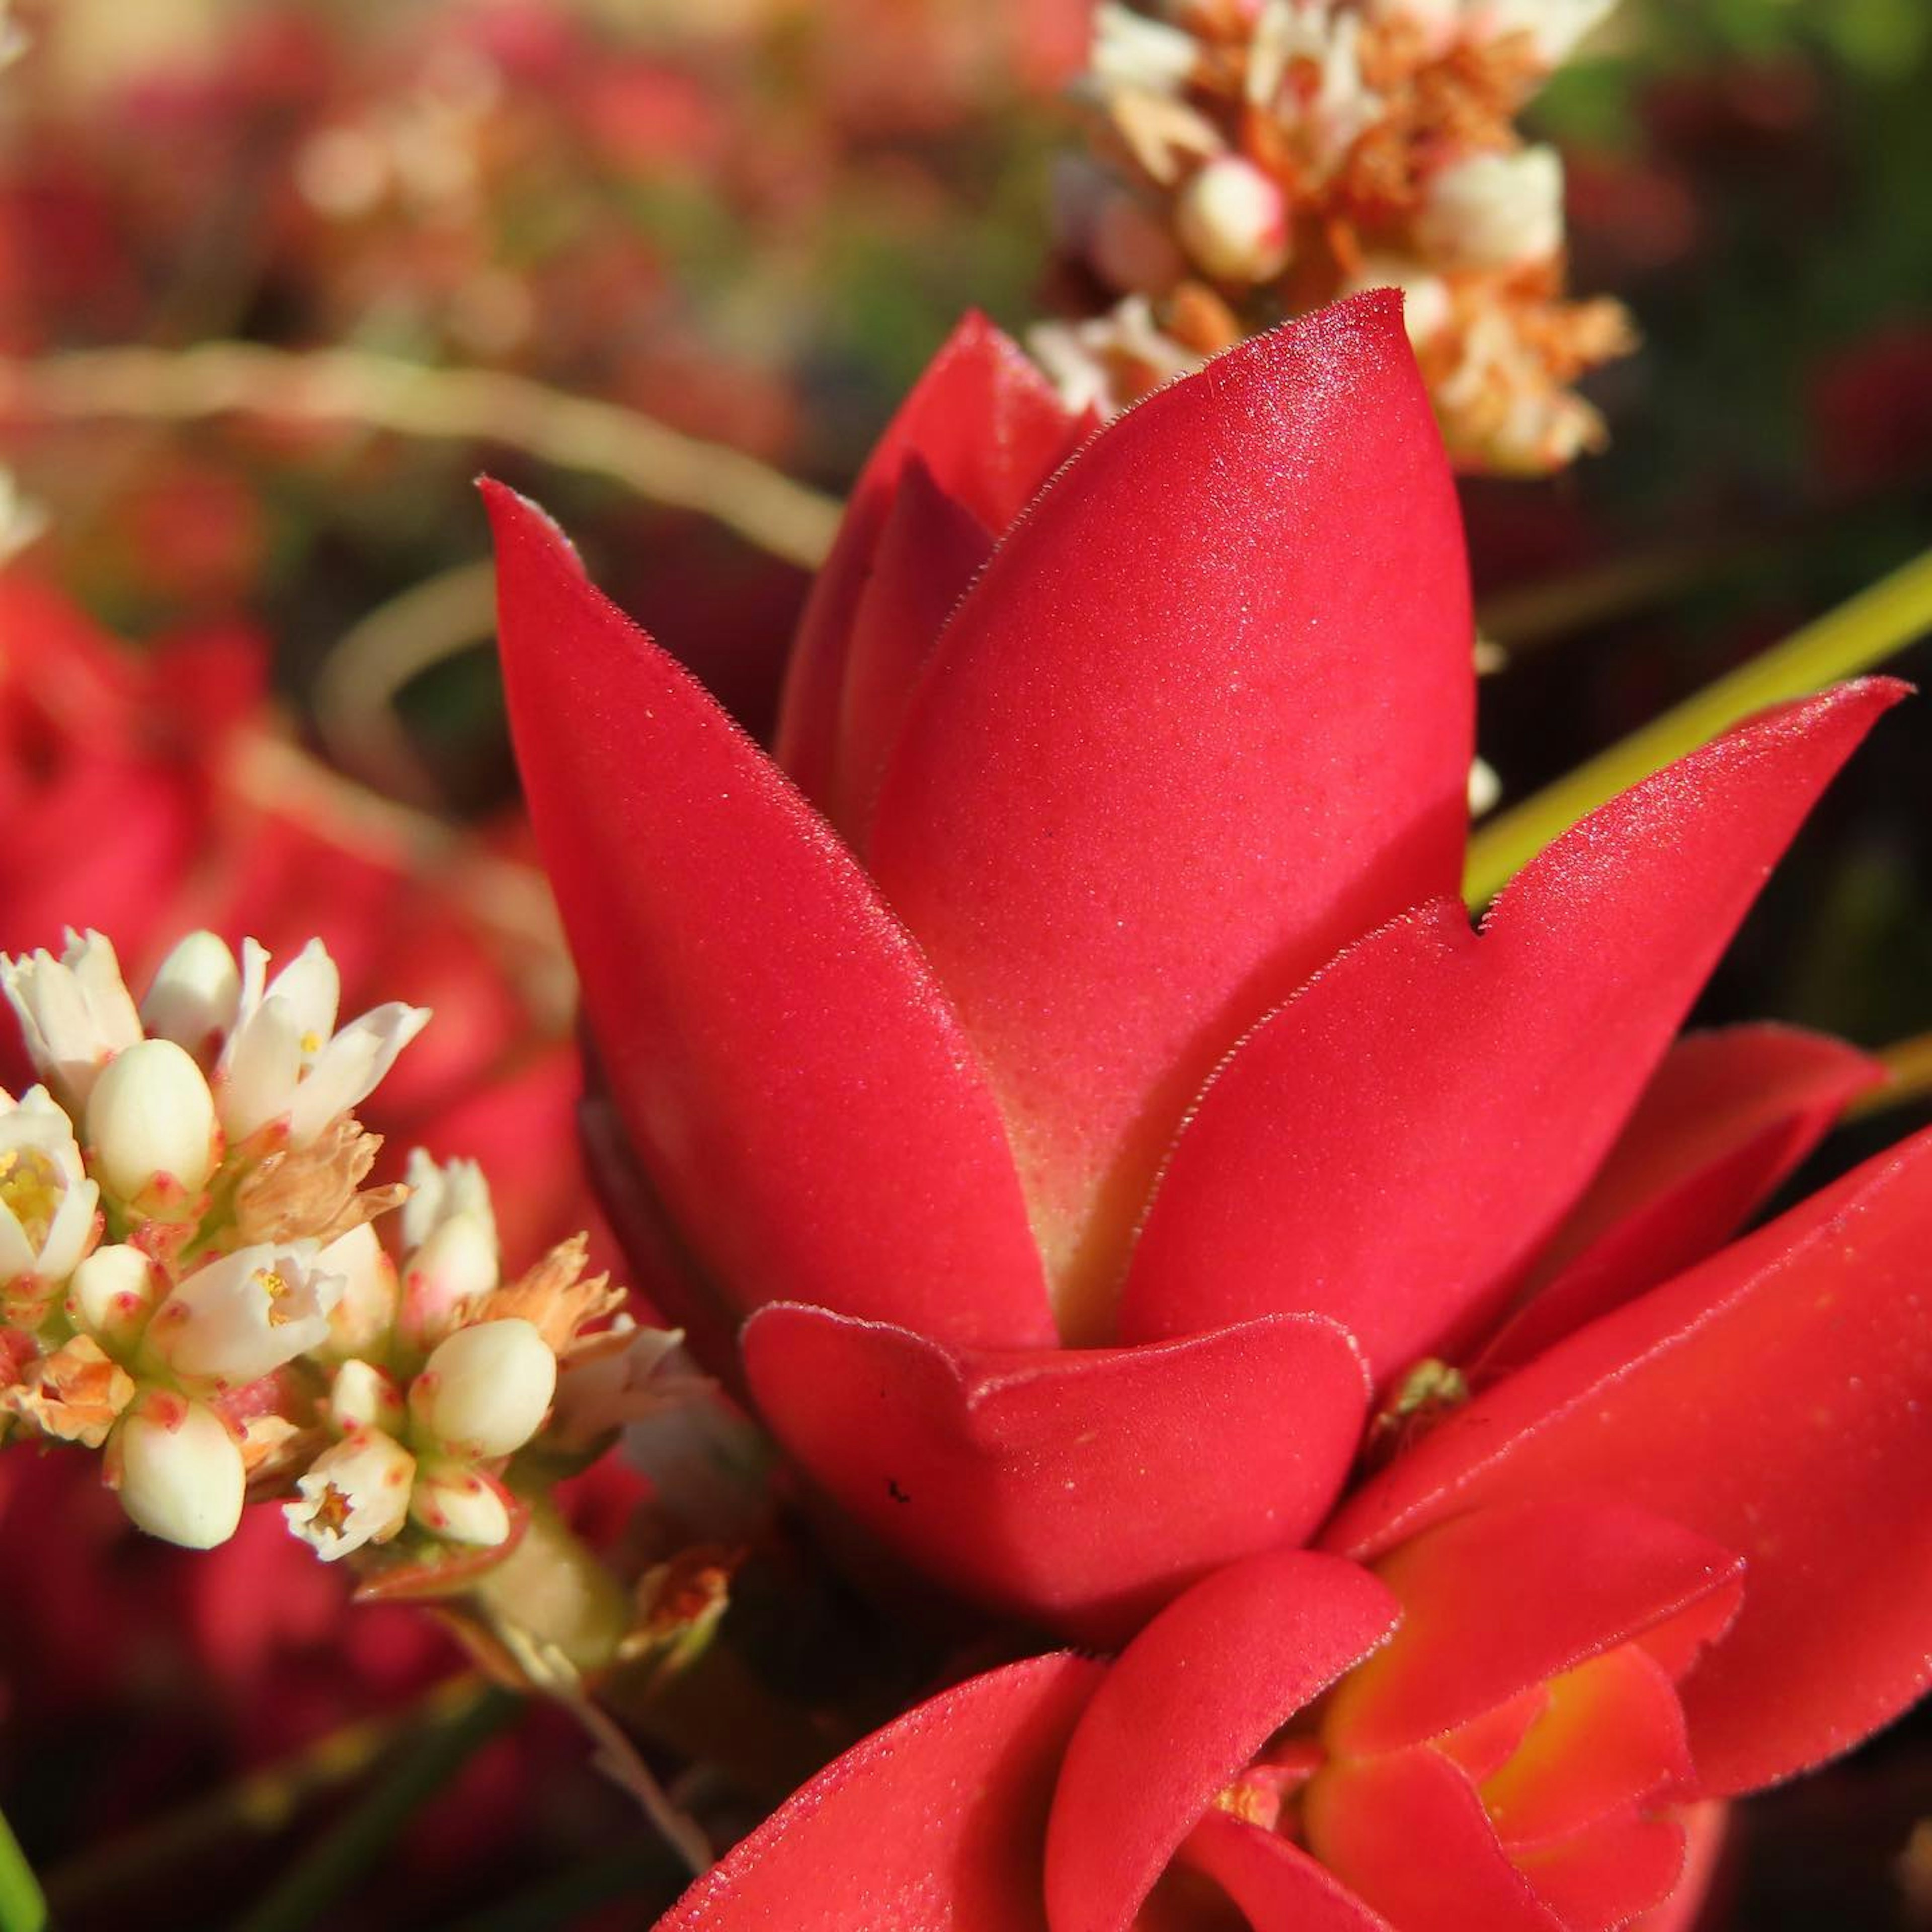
(1043, 1551, 1400, 1932)
(1120, 682, 1902, 1377)
(1328, 1128, 1932, 1795)
(869, 294, 1474, 1337)
(1324, 1498, 1739, 1758)
(1303, 1748, 1563, 1932)
(830, 458, 993, 845)
(1477, 1024, 1881, 1381)
(657, 1652, 1101, 1932)
(1512, 1810, 1687, 1932)
(486, 483, 1053, 1349)
(774, 313, 1080, 807)
(1177, 1814, 1394, 1932)
(742, 1305, 1372, 1642)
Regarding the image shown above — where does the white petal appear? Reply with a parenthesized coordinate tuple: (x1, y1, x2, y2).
(286, 1003, 431, 1147)
(265, 939, 342, 1052)
(219, 995, 304, 1143)
(141, 932, 242, 1060)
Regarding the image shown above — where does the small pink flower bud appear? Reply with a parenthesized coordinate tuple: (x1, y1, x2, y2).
(1175, 156, 1291, 285)
(285, 1429, 416, 1559)
(410, 1458, 513, 1547)
(85, 1037, 219, 1208)
(418, 1318, 556, 1459)
(109, 1393, 246, 1549)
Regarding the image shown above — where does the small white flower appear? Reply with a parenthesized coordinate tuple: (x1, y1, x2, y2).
(1092, 3, 1199, 93)
(549, 1319, 689, 1452)
(66, 1242, 158, 1348)
(84, 1037, 220, 1208)
(1, 930, 143, 1107)
(1416, 147, 1565, 272)
(140, 931, 243, 1065)
(1029, 298, 1201, 419)
(1175, 155, 1291, 285)
(410, 1457, 513, 1547)
(418, 1317, 555, 1459)
(110, 1394, 246, 1549)
(398, 1150, 499, 1345)
(147, 1240, 345, 1386)
(285, 1429, 416, 1559)
(329, 1356, 406, 1435)
(217, 938, 430, 1149)
(0, 1087, 98, 1289)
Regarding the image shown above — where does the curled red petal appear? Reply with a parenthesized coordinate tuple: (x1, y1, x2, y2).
(1177, 1813, 1394, 1932)
(742, 1304, 1372, 1643)
(485, 482, 1053, 1349)
(870, 293, 1474, 1339)
(1511, 1810, 1686, 1932)
(1302, 1747, 1563, 1932)
(657, 1652, 1102, 1932)
(1478, 1024, 1882, 1381)
(1324, 1497, 1739, 1759)
(774, 312, 1080, 807)
(1044, 1550, 1400, 1932)
(1121, 681, 1903, 1378)
(1328, 1127, 1932, 1795)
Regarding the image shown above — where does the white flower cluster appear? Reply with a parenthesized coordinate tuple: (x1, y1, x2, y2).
(1036, 0, 1634, 472)
(0, 929, 675, 1585)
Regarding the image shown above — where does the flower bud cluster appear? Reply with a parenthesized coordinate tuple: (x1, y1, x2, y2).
(0, 928, 681, 1596)
(1034, 0, 1636, 472)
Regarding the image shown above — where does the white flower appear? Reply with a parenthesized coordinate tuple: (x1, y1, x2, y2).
(1175, 155, 1292, 285)
(400, 1148, 497, 1255)
(140, 931, 243, 1065)
(549, 1318, 688, 1452)
(410, 1458, 513, 1547)
(1091, 3, 1199, 93)
(1416, 147, 1565, 272)
(217, 938, 430, 1149)
(84, 1037, 221, 1210)
(1, 930, 143, 1107)
(316, 1222, 399, 1357)
(418, 1317, 555, 1458)
(146, 1240, 345, 1386)
(110, 1394, 246, 1549)
(1463, 0, 1618, 66)
(398, 1150, 499, 1345)
(285, 1429, 416, 1559)
(66, 1242, 157, 1347)
(1029, 298, 1201, 418)
(0, 1087, 98, 1288)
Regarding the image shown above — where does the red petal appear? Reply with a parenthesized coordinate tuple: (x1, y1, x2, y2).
(1120, 681, 1902, 1378)
(1477, 1025, 1881, 1381)
(1435, 1685, 1551, 1783)
(1302, 1748, 1563, 1932)
(830, 457, 993, 845)
(1177, 1814, 1393, 1932)
(773, 312, 1079, 808)
(1512, 1810, 1686, 1932)
(742, 1305, 1372, 1643)
(1629, 1803, 1729, 1932)
(486, 482, 1053, 1349)
(1043, 1551, 1400, 1932)
(1328, 1128, 1932, 1795)
(657, 1652, 1102, 1932)
(1324, 1498, 1739, 1758)
(869, 294, 1473, 1338)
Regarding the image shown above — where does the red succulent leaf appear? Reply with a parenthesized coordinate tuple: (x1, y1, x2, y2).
(868, 292, 1474, 1340)
(1119, 681, 1903, 1378)
(656, 1652, 1103, 1932)
(741, 1304, 1372, 1643)
(1478, 1024, 1882, 1380)
(1176, 1812, 1394, 1932)
(1303, 1747, 1565, 1931)
(1044, 1550, 1400, 1932)
(1323, 1498, 1739, 1758)
(773, 311, 1082, 807)
(1328, 1127, 1932, 1796)
(485, 481, 1054, 1351)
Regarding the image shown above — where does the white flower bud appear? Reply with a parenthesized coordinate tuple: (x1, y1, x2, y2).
(1416, 147, 1565, 272)
(147, 1241, 344, 1386)
(419, 1318, 556, 1459)
(285, 1429, 415, 1559)
(85, 1037, 220, 1208)
(1, 930, 143, 1106)
(1175, 156, 1291, 284)
(329, 1357, 406, 1434)
(110, 1395, 246, 1549)
(399, 1214, 499, 1347)
(67, 1242, 159, 1347)
(140, 932, 242, 1065)
(317, 1223, 399, 1358)
(401, 1149, 496, 1255)
(410, 1458, 513, 1547)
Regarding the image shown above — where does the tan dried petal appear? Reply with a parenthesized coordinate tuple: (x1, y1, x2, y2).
(3, 1334, 134, 1447)
(233, 1117, 403, 1246)
(237, 1412, 323, 1484)
(470, 1234, 625, 1358)
(1107, 84, 1225, 186)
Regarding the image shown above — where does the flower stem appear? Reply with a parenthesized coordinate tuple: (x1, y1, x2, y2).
(230, 1682, 520, 1932)
(1464, 544, 1932, 906)
(1848, 1031, 1932, 1121)
(0, 1804, 48, 1932)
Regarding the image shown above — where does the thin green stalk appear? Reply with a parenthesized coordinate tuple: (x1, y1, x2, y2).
(1465, 545, 1932, 906)
(0, 1804, 48, 1932)
(231, 1684, 519, 1932)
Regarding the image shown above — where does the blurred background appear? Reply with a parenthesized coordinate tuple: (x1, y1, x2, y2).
(1, 0, 1929, 1925)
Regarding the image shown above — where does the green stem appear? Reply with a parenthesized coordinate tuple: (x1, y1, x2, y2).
(1465, 545, 1932, 906)
(231, 1684, 519, 1932)
(0, 1804, 48, 1932)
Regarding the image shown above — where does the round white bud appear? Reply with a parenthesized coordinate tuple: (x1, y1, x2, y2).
(140, 932, 242, 1064)
(67, 1242, 159, 1347)
(420, 1318, 556, 1459)
(1175, 156, 1291, 284)
(112, 1397, 246, 1549)
(85, 1038, 219, 1205)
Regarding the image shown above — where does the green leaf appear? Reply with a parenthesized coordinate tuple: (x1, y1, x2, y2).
(0, 1804, 48, 1932)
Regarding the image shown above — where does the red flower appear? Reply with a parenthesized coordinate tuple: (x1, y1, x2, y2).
(489, 291, 1907, 1655)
